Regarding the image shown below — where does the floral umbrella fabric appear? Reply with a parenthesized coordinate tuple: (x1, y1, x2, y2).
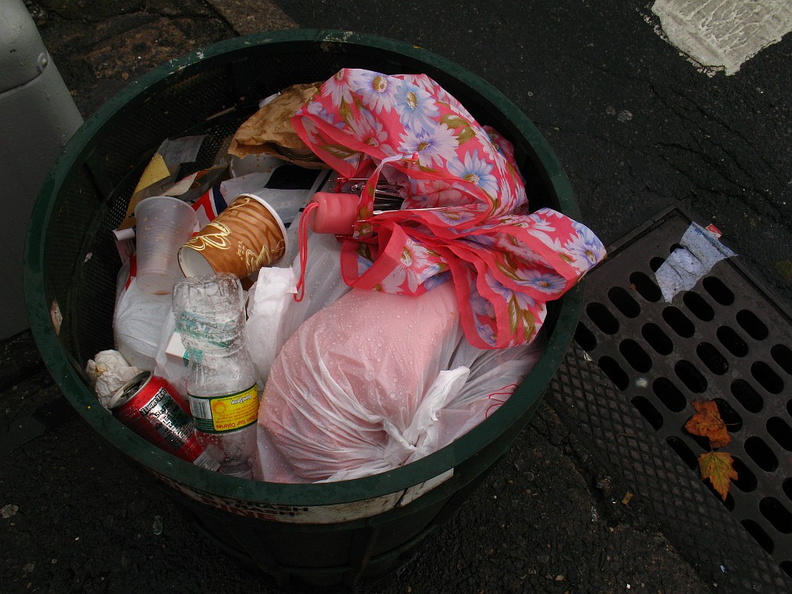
(291, 68, 606, 349)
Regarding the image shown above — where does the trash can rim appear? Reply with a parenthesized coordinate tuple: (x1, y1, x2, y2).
(24, 28, 583, 507)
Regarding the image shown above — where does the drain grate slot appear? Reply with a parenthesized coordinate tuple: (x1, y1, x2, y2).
(548, 207, 792, 589)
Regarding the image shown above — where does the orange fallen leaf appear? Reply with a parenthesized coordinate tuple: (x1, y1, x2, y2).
(685, 400, 731, 448)
(699, 451, 738, 501)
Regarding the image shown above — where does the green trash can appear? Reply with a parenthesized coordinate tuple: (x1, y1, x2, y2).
(24, 30, 584, 590)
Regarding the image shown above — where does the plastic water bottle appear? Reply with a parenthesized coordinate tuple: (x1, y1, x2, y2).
(172, 273, 259, 478)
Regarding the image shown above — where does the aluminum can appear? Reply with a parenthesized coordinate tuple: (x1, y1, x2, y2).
(111, 371, 217, 469)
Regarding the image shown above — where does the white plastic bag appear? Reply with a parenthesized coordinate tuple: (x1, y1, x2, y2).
(253, 280, 545, 483)
(113, 259, 172, 371)
(254, 282, 462, 482)
(409, 336, 546, 463)
(151, 313, 191, 397)
(244, 225, 352, 385)
(244, 267, 298, 384)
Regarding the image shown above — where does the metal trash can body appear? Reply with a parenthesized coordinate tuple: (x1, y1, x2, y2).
(25, 30, 584, 590)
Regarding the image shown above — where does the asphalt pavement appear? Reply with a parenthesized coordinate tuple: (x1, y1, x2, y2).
(3, 1, 792, 592)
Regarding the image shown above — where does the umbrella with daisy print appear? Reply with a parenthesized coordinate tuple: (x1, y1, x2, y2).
(291, 68, 605, 349)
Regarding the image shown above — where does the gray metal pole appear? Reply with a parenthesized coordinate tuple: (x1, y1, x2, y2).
(1, 0, 83, 340)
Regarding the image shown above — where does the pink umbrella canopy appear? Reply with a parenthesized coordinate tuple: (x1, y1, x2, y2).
(291, 68, 606, 349)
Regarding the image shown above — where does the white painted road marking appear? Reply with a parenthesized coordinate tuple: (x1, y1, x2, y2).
(652, 0, 792, 75)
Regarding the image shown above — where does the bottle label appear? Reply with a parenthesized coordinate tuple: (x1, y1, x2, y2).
(189, 385, 259, 433)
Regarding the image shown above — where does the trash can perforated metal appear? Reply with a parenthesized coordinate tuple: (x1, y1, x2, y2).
(25, 30, 583, 590)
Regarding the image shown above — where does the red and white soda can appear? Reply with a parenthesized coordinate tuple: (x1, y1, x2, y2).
(110, 371, 218, 470)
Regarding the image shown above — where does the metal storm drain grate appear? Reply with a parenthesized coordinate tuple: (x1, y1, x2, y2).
(547, 206, 792, 591)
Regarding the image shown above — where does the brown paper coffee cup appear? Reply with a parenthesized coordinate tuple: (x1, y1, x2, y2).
(178, 194, 287, 279)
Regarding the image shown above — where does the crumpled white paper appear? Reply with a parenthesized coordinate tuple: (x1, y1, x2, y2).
(86, 350, 142, 408)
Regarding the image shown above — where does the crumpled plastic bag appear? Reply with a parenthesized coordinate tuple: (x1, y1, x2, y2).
(244, 267, 298, 384)
(253, 281, 544, 483)
(418, 334, 545, 458)
(113, 258, 172, 371)
(245, 224, 353, 385)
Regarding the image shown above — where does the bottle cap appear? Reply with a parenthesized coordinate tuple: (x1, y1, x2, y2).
(309, 192, 360, 235)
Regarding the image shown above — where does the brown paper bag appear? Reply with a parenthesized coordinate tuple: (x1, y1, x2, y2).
(228, 82, 324, 168)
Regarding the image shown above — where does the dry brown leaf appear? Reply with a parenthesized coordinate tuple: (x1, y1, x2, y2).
(685, 400, 731, 448)
(698, 451, 738, 501)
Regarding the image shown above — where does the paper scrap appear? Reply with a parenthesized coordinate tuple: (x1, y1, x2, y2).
(133, 153, 171, 196)
(157, 135, 205, 166)
(165, 332, 189, 368)
(655, 222, 735, 302)
(118, 136, 207, 230)
(85, 350, 142, 408)
(111, 227, 136, 264)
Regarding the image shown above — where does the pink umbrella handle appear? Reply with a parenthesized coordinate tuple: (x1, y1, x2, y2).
(295, 192, 364, 302)
(310, 193, 361, 235)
